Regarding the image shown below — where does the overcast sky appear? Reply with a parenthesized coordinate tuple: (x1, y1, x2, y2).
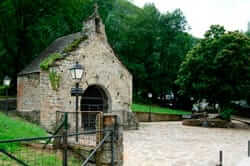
(131, 0, 250, 38)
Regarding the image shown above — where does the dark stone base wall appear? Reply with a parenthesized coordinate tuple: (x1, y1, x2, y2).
(111, 110, 139, 130)
(135, 112, 182, 122)
(16, 110, 41, 125)
(0, 109, 41, 125)
(0, 98, 17, 111)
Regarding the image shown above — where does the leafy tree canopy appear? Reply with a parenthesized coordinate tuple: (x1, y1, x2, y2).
(176, 25, 250, 108)
(105, 2, 196, 101)
(0, 0, 195, 104)
(246, 31, 250, 37)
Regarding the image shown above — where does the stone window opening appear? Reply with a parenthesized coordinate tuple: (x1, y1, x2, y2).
(95, 17, 101, 33)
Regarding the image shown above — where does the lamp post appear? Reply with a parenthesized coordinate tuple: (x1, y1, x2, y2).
(70, 62, 84, 142)
(148, 92, 152, 122)
(3, 76, 11, 114)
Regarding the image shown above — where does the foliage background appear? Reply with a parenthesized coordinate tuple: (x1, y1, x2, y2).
(0, 0, 195, 105)
(176, 25, 250, 109)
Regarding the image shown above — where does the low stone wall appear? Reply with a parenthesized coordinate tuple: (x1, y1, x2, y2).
(134, 112, 182, 122)
(16, 110, 41, 125)
(0, 98, 17, 111)
(182, 118, 231, 128)
(111, 110, 139, 130)
(0, 109, 41, 125)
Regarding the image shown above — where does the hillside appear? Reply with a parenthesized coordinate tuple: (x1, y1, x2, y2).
(0, 113, 81, 165)
(0, 112, 47, 140)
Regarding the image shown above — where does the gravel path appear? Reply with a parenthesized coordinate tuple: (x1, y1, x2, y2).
(124, 122, 250, 166)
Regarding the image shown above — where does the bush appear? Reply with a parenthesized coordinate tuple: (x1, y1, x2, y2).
(0, 85, 7, 96)
(220, 108, 235, 120)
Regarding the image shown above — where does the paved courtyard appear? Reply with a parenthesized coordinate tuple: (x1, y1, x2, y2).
(124, 122, 250, 166)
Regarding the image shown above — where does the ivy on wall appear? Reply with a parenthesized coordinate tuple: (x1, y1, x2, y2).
(40, 53, 62, 91)
(49, 71, 61, 91)
(39, 35, 88, 91)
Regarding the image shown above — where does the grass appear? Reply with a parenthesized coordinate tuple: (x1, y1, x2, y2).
(131, 103, 191, 115)
(0, 112, 48, 151)
(0, 112, 82, 165)
(0, 146, 82, 166)
(0, 112, 47, 140)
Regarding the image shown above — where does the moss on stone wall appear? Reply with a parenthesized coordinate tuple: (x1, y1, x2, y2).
(39, 35, 88, 91)
(63, 35, 88, 54)
(40, 53, 63, 71)
(40, 53, 62, 91)
(49, 71, 61, 91)
(40, 35, 88, 71)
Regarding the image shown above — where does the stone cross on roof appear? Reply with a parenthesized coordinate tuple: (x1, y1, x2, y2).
(94, 3, 99, 15)
(82, 3, 103, 35)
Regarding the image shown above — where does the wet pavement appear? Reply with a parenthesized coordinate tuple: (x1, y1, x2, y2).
(124, 122, 250, 166)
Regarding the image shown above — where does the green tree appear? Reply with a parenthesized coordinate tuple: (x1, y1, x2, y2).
(105, 3, 195, 102)
(0, 0, 195, 103)
(246, 31, 250, 37)
(0, 0, 94, 92)
(176, 25, 250, 109)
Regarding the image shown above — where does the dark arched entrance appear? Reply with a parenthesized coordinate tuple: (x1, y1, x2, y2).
(81, 85, 108, 112)
(80, 85, 109, 129)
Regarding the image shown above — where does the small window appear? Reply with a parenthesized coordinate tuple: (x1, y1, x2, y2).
(95, 17, 100, 33)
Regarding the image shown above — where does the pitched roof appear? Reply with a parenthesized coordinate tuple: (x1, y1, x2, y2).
(18, 32, 81, 75)
(19, 7, 98, 76)
(19, 6, 132, 77)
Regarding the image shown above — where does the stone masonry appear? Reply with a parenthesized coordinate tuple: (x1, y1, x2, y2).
(17, 8, 137, 131)
(17, 73, 40, 112)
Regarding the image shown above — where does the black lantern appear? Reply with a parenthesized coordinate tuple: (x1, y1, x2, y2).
(70, 62, 84, 142)
(70, 62, 84, 80)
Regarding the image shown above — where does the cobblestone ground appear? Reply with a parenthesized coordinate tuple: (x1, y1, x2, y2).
(124, 122, 250, 166)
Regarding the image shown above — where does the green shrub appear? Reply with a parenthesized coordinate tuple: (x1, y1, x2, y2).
(220, 108, 235, 120)
(0, 85, 7, 96)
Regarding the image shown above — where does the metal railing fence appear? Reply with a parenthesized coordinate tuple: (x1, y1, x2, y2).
(0, 112, 114, 166)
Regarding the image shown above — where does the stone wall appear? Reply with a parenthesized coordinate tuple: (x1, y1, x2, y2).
(17, 73, 40, 112)
(135, 112, 182, 122)
(111, 110, 139, 130)
(17, 12, 134, 131)
(39, 15, 133, 130)
(16, 110, 41, 125)
(40, 71, 63, 130)
(0, 98, 17, 111)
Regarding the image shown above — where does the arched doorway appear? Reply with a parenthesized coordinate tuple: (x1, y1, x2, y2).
(80, 85, 109, 129)
(81, 85, 109, 112)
